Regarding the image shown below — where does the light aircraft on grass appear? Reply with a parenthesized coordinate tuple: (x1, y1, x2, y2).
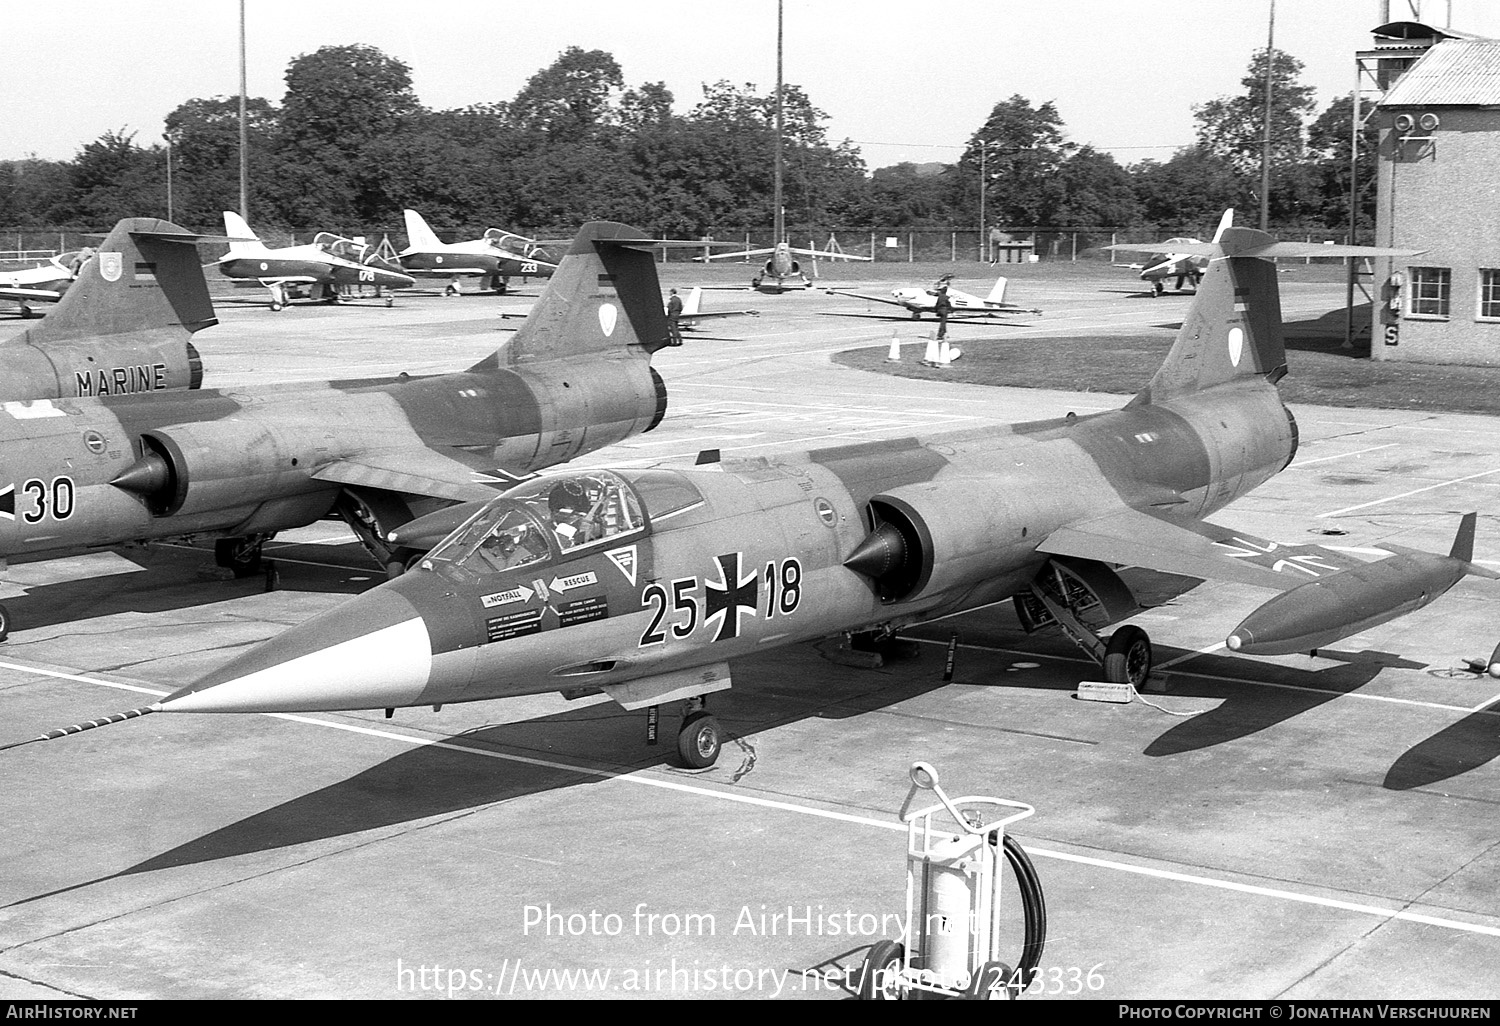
(398, 209, 558, 296)
(829, 274, 1042, 321)
(0, 221, 691, 640)
(14, 229, 1497, 773)
(212, 212, 416, 311)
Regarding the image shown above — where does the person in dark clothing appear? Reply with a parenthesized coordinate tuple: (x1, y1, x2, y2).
(666, 288, 684, 346)
(934, 284, 952, 340)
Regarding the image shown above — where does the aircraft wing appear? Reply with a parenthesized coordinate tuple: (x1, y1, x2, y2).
(700, 248, 776, 262)
(680, 310, 758, 323)
(312, 448, 529, 503)
(0, 286, 64, 303)
(1037, 507, 1373, 592)
(787, 247, 873, 262)
(826, 289, 908, 308)
(258, 276, 322, 285)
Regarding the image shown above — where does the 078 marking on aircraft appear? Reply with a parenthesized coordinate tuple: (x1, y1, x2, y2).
(639, 554, 802, 647)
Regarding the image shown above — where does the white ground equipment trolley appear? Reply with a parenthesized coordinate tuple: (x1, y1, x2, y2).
(859, 762, 1047, 1000)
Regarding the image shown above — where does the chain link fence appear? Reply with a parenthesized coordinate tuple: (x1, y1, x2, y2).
(0, 223, 1365, 268)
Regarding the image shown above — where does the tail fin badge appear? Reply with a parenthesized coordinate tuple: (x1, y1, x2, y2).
(1228, 327, 1244, 367)
(99, 252, 123, 282)
(598, 303, 618, 337)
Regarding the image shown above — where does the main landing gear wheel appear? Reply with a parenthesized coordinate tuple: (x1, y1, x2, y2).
(859, 940, 905, 1001)
(0, 601, 12, 642)
(269, 300, 284, 312)
(1103, 625, 1152, 688)
(215, 537, 265, 579)
(444, 284, 459, 297)
(1151, 281, 1164, 297)
(676, 711, 722, 769)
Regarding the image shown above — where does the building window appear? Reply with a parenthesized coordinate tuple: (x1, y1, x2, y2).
(1408, 266, 1450, 318)
(1480, 269, 1500, 321)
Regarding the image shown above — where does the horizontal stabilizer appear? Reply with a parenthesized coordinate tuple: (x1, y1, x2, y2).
(1108, 230, 1424, 260)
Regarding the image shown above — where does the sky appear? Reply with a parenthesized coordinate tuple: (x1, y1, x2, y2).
(4, 0, 1500, 171)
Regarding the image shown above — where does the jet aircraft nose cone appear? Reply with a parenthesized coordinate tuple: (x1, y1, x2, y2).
(157, 588, 433, 714)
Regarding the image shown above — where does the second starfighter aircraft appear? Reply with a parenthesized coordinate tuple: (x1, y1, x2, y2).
(105, 228, 1496, 773)
(0, 221, 682, 639)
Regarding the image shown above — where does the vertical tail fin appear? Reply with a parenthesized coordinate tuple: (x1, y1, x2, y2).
(681, 286, 704, 316)
(473, 221, 669, 370)
(985, 277, 1009, 304)
(403, 209, 443, 251)
(1450, 512, 1478, 563)
(1211, 208, 1234, 243)
(1130, 227, 1287, 405)
(222, 211, 261, 255)
(13, 218, 217, 346)
(1128, 227, 1422, 406)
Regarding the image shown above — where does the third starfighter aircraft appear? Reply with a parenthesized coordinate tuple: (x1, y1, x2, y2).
(80, 227, 1497, 773)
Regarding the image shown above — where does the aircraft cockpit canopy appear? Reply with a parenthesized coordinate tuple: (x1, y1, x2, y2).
(425, 470, 677, 580)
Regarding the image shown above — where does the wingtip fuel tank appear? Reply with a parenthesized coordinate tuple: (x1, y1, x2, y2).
(1226, 514, 1498, 656)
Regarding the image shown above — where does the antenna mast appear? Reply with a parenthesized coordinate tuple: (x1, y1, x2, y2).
(773, 0, 784, 246)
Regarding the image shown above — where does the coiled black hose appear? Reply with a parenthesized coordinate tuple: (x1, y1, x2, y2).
(992, 832, 1047, 986)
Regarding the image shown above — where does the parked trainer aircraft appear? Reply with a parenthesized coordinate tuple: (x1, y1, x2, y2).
(0, 221, 686, 641)
(830, 274, 1041, 321)
(1, 218, 215, 400)
(398, 209, 558, 295)
(0, 255, 77, 318)
(36, 229, 1498, 773)
(212, 212, 415, 310)
(1118, 209, 1234, 297)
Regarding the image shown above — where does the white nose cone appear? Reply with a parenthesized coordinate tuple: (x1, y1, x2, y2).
(161, 618, 434, 713)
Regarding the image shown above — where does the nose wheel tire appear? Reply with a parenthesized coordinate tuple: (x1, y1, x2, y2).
(676, 711, 722, 768)
(859, 940, 905, 1000)
(1104, 625, 1152, 688)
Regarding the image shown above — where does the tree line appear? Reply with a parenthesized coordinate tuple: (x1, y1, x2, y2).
(0, 43, 1375, 241)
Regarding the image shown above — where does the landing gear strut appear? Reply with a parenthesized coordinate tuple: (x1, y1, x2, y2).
(649, 695, 723, 768)
(1017, 559, 1154, 689)
(215, 535, 270, 578)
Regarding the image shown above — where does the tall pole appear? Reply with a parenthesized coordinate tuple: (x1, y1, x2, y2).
(238, 0, 249, 221)
(165, 138, 173, 221)
(1260, 0, 1275, 231)
(979, 144, 987, 263)
(773, 0, 784, 247)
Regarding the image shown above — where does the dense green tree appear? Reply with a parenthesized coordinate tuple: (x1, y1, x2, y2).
(1052, 146, 1140, 227)
(0, 157, 75, 226)
(1193, 48, 1316, 176)
(163, 95, 278, 228)
(1305, 95, 1378, 234)
(959, 96, 1073, 228)
(1129, 145, 1246, 229)
(509, 47, 624, 141)
(54, 130, 167, 226)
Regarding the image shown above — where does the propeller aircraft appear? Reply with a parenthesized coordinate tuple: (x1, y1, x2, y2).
(0, 254, 76, 318)
(830, 274, 1041, 321)
(398, 209, 558, 295)
(0, 220, 688, 640)
(212, 212, 416, 311)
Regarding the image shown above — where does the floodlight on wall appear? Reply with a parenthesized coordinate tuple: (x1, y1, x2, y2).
(1394, 113, 1416, 132)
(1418, 112, 1440, 131)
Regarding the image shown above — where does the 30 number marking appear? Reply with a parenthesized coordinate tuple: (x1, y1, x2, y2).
(22, 476, 74, 524)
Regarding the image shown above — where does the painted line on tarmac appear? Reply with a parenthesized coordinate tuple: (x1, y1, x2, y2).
(1320, 467, 1500, 517)
(9, 656, 1500, 941)
(1290, 443, 1398, 467)
(1155, 642, 1227, 670)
